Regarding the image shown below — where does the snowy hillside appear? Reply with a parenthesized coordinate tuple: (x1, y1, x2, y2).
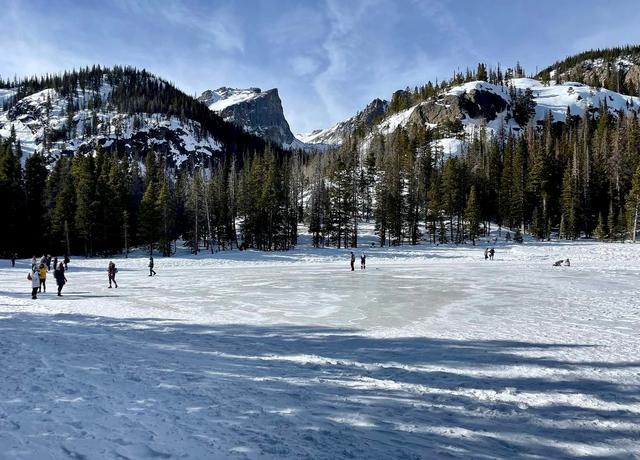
(0, 85, 222, 166)
(307, 78, 640, 158)
(298, 98, 388, 149)
(449, 78, 640, 127)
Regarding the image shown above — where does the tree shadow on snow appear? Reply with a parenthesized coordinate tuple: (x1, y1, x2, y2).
(0, 314, 639, 459)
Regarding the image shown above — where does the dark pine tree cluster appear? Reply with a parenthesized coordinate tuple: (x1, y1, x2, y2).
(0, 133, 306, 257)
(306, 106, 640, 247)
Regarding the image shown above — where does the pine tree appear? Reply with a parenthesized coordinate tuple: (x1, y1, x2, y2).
(72, 155, 97, 255)
(464, 185, 480, 245)
(24, 153, 49, 253)
(594, 212, 606, 241)
(627, 165, 640, 242)
(139, 181, 159, 254)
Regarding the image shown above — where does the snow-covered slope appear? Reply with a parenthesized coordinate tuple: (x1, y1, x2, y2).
(298, 98, 388, 148)
(539, 48, 640, 95)
(200, 87, 264, 112)
(0, 82, 222, 167)
(310, 78, 640, 158)
(449, 78, 640, 126)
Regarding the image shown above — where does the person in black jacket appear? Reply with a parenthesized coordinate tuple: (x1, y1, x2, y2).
(350, 252, 355, 271)
(148, 256, 156, 276)
(108, 261, 118, 288)
(54, 262, 67, 296)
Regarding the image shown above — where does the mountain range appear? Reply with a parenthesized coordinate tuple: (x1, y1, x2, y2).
(1, 46, 640, 166)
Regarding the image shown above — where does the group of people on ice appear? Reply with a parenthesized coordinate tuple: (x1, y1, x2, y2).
(21, 252, 158, 299)
(484, 248, 496, 260)
(28, 254, 69, 299)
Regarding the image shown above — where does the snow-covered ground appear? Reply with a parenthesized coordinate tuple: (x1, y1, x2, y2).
(1, 227, 640, 459)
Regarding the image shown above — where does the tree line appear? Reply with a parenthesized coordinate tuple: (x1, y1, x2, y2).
(306, 105, 640, 248)
(0, 133, 306, 257)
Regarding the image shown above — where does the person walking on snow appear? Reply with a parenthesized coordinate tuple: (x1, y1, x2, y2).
(63, 254, 70, 270)
(54, 262, 67, 297)
(108, 261, 118, 288)
(38, 263, 48, 293)
(53, 257, 58, 271)
(28, 266, 40, 299)
(360, 253, 366, 270)
(11, 253, 16, 267)
(148, 255, 156, 276)
(484, 248, 489, 260)
(489, 248, 495, 260)
(31, 255, 37, 271)
(350, 252, 355, 271)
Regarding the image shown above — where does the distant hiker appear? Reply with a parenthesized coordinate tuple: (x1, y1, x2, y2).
(63, 254, 70, 270)
(54, 262, 67, 296)
(28, 266, 40, 299)
(553, 260, 563, 267)
(46, 254, 52, 271)
(360, 253, 366, 270)
(484, 248, 489, 260)
(38, 263, 48, 293)
(31, 255, 37, 271)
(148, 256, 156, 276)
(350, 252, 355, 271)
(564, 258, 571, 267)
(108, 261, 118, 288)
(11, 253, 16, 267)
(489, 248, 495, 260)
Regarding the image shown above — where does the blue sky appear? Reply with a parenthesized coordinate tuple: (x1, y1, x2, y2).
(1, 0, 639, 133)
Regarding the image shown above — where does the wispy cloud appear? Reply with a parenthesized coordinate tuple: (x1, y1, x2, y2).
(114, 0, 245, 53)
(2, 0, 640, 133)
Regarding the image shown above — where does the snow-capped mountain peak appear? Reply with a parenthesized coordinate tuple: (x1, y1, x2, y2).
(198, 86, 300, 147)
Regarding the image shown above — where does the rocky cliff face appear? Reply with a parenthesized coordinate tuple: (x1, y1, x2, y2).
(199, 87, 297, 147)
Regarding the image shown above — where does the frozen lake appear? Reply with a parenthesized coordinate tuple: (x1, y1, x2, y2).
(1, 236, 639, 458)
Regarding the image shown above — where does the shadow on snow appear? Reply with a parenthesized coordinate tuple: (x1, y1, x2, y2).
(0, 313, 638, 459)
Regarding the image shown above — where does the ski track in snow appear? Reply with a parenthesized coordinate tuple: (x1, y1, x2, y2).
(1, 228, 640, 459)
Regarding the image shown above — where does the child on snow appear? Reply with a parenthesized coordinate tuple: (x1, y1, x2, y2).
(38, 263, 48, 293)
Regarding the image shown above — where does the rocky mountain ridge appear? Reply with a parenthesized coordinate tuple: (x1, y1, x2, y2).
(198, 87, 301, 148)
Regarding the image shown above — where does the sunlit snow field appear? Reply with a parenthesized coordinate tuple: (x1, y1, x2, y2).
(1, 227, 639, 459)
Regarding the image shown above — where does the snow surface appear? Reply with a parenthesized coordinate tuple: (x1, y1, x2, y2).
(1, 225, 640, 459)
(205, 88, 265, 113)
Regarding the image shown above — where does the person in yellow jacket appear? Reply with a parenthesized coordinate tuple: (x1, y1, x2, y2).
(38, 263, 48, 293)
